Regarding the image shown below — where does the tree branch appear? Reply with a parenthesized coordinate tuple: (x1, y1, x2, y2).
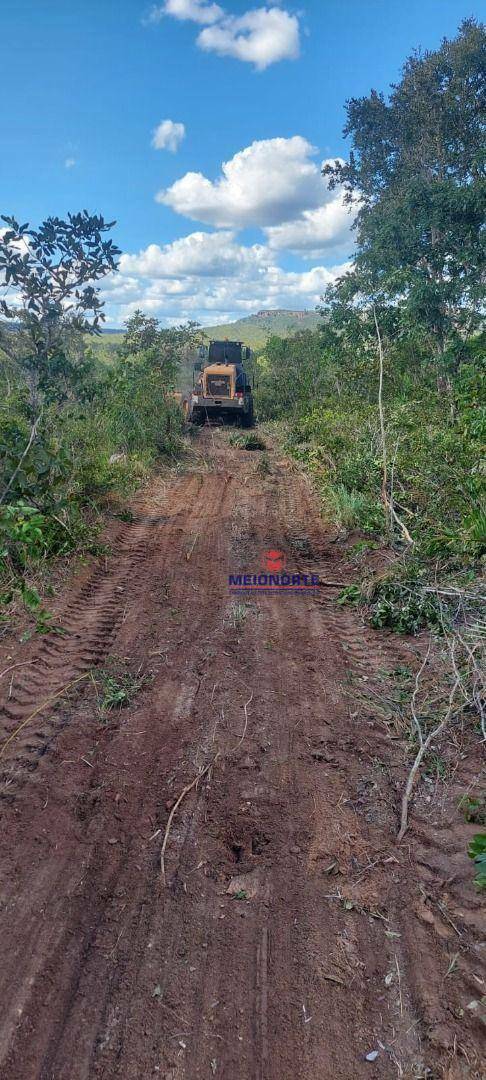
(0, 411, 42, 505)
(373, 304, 413, 546)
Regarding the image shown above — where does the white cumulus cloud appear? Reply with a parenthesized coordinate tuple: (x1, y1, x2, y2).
(197, 7, 300, 70)
(157, 136, 324, 228)
(152, 119, 186, 152)
(265, 196, 353, 258)
(148, 0, 223, 24)
(147, 2, 300, 69)
(120, 231, 268, 279)
(100, 230, 350, 327)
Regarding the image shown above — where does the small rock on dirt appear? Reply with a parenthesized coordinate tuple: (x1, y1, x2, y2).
(226, 870, 260, 900)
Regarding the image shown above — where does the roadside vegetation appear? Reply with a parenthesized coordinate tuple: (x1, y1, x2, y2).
(255, 19, 485, 846)
(0, 215, 197, 632)
(256, 20, 484, 625)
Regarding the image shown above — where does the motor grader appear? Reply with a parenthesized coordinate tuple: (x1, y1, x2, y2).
(190, 340, 255, 427)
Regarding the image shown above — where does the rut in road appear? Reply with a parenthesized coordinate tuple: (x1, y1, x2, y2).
(0, 430, 484, 1080)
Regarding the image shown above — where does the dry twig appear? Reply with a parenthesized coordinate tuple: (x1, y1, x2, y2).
(0, 412, 42, 505)
(160, 761, 215, 886)
(186, 532, 199, 561)
(0, 659, 38, 683)
(160, 692, 253, 885)
(398, 645, 462, 842)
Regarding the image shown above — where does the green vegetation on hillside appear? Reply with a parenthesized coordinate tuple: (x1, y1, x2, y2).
(94, 310, 322, 355)
(201, 310, 322, 349)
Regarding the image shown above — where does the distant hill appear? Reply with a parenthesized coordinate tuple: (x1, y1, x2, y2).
(92, 309, 323, 359)
(201, 309, 322, 348)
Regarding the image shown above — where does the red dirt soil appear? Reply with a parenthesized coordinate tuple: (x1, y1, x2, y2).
(0, 430, 484, 1080)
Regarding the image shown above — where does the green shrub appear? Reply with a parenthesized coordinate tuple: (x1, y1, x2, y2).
(0, 503, 50, 563)
(102, 355, 183, 458)
(0, 400, 72, 509)
(0, 343, 184, 635)
(338, 571, 446, 635)
(256, 334, 483, 566)
(367, 579, 444, 635)
(468, 834, 486, 890)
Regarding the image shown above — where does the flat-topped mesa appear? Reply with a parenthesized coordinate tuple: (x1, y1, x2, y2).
(255, 308, 310, 319)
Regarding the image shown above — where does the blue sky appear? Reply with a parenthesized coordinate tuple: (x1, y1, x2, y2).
(1, 0, 480, 325)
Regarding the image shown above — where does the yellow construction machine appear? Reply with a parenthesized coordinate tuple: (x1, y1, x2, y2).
(190, 340, 255, 427)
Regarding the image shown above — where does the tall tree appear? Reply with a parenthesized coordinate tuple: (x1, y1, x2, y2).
(324, 19, 486, 365)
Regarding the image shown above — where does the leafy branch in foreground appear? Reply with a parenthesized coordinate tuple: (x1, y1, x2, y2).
(0, 211, 120, 399)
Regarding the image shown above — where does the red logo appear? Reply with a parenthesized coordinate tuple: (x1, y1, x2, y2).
(264, 549, 284, 573)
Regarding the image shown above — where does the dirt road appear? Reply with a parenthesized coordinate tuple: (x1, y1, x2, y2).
(0, 431, 484, 1079)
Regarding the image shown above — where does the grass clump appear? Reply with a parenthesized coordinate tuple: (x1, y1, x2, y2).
(225, 601, 250, 630)
(93, 658, 150, 717)
(229, 431, 266, 451)
(256, 451, 271, 477)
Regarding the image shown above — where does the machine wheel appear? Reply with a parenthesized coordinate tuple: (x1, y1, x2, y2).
(241, 400, 255, 428)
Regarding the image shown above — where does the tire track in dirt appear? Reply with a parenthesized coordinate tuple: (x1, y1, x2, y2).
(0, 455, 241, 1080)
(0, 430, 483, 1080)
(0, 471, 223, 796)
(92, 445, 418, 1080)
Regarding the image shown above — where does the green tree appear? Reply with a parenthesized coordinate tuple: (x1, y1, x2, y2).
(119, 310, 162, 357)
(324, 19, 486, 367)
(0, 211, 120, 400)
(119, 310, 202, 387)
(258, 331, 332, 419)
